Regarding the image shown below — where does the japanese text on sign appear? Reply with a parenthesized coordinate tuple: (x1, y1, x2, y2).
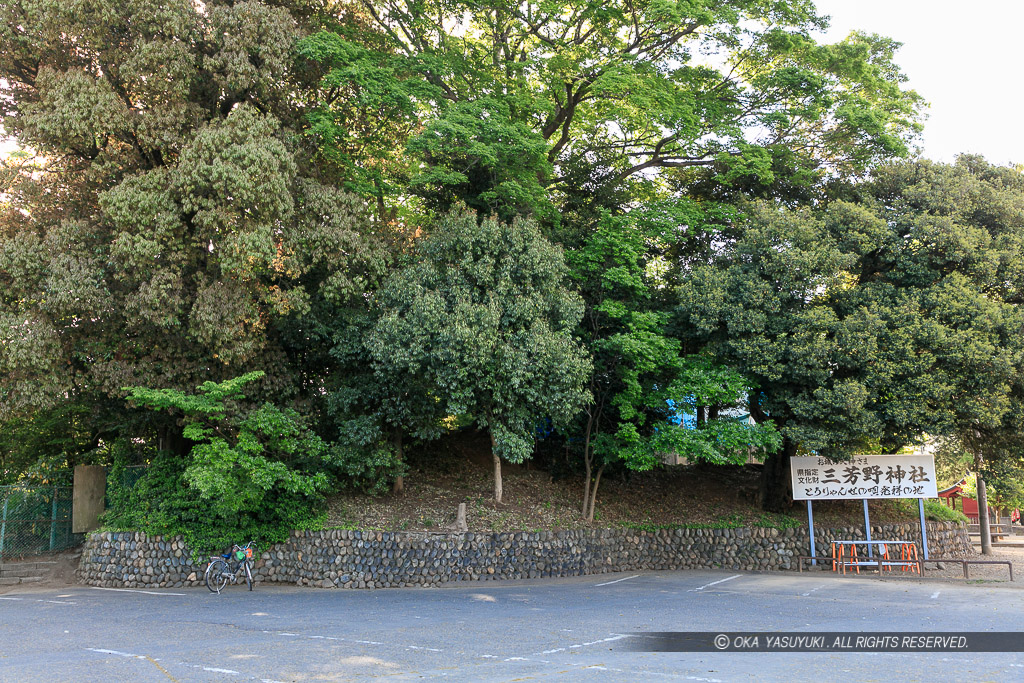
(790, 454, 937, 500)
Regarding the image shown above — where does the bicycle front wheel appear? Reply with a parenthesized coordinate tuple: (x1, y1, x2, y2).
(205, 559, 230, 594)
(244, 561, 253, 591)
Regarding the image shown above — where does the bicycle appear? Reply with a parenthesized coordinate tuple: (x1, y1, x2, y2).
(205, 541, 256, 593)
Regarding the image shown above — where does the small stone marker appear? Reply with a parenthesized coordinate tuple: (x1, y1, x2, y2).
(447, 503, 468, 532)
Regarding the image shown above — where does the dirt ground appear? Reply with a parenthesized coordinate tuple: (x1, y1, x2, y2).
(0, 548, 82, 594)
(325, 429, 956, 534)
(927, 546, 1021, 583)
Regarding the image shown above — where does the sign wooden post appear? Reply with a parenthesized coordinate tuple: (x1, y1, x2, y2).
(72, 465, 107, 534)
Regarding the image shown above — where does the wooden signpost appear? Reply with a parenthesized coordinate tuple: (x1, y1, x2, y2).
(791, 454, 938, 566)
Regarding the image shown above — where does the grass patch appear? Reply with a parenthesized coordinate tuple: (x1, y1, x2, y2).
(619, 513, 748, 532)
(751, 512, 802, 529)
(894, 498, 969, 524)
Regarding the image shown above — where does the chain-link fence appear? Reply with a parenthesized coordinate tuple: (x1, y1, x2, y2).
(0, 485, 81, 560)
(118, 465, 148, 491)
(106, 464, 148, 508)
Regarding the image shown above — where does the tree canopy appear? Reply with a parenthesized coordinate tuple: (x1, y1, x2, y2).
(0, 1, 385, 452)
(367, 211, 591, 502)
(4, 0, 1020, 538)
(568, 203, 781, 519)
(677, 157, 1024, 509)
(302, 0, 924, 220)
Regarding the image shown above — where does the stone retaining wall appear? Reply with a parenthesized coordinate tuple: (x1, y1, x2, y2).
(77, 522, 973, 590)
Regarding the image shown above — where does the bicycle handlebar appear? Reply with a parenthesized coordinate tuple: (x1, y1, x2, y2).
(213, 541, 258, 562)
(227, 541, 257, 560)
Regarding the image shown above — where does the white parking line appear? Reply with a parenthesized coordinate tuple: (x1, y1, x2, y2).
(536, 633, 632, 655)
(595, 574, 641, 587)
(87, 648, 145, 659)
(88, 648, 281, 681)
(689, 575, 742, 592)
(504, 656, 550, 663)
(268, 630, 393, 649)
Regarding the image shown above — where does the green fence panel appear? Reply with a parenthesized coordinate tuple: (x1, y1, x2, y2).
(0, 485, 82, 560)
(120, 465, 148, 490)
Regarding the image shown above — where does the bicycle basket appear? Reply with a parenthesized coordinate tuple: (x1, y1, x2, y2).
(235, 549, 247, 562)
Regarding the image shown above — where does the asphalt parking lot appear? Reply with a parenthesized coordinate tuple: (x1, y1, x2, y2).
(2, 569, 1023, 681)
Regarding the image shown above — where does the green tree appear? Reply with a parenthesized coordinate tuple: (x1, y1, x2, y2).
(678, 158, 1024, 512)
(294, 17, 431, 221)
(568, 205, 780, 520)
(117, 372, 331, 550)
(0, 403, 113, 485)
(367, 211, 592, 502)
(936, 431, 1024, 514)
(0, 1, 384, 464)
(325, 309, 448, 494)
(847, 157, 1024, 550)
(303, 0, 924, 220)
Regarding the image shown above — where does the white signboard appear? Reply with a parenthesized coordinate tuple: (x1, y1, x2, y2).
(790, 454, 938, 501)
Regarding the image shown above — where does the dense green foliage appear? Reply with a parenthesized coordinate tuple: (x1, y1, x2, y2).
(107, 373, 330, 551)
(2, 0, 1022, 535)
(895, 497, 970, 525)
(0, 403, 110, 485)
(0, 0, 384, 447)
(300, 0, 923, 223)
(936, 430, 1024, 511)
(676, 157, 1024, 509)
(923, 499, 970, 524)
(367, 212, 591, 501)
(567, 204, 781, 518)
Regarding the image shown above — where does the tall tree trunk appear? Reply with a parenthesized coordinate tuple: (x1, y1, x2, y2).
(491, 430, 503, 504)
(392, 427, 404, 495)
(976, 452, 992, 555)
(158, 424, 192, 458)
(759, 438, 796, 512)
(585, 464, 605, 522)
(581, 410, 594, 517)
(582, 454, 591, 517)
